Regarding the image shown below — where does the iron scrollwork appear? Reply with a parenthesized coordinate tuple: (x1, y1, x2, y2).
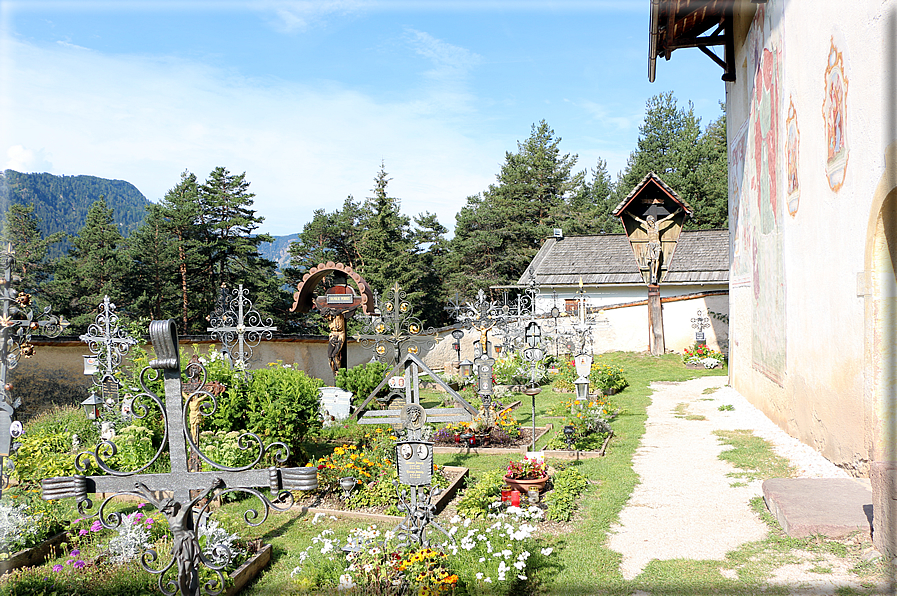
(356, 282, 436, 365)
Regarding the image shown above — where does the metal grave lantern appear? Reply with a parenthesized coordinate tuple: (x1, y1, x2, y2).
(290, 262, 375, 376)
(612, 172, 692, 355)
(81, 391, 104, 420)
(207, 284, 277, 371)
(42, 319, 314, 596)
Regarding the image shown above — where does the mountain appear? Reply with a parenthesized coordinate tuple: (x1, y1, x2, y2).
(258, 233, 298, 271)
(0, 170, 150, 253)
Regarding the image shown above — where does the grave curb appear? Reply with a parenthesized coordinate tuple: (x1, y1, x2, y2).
(288, 466, 468, 523)
(433, 426, 553, 455)
(226, 543, 272, 596)
(0, 531, 67, 575)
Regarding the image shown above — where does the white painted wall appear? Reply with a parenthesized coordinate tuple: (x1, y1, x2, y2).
(727, 0, 896, 473)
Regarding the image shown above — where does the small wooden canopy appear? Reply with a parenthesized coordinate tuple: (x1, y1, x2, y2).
(648, 0, 752, 83)
(289, 262, 375, 315)
(613, 172, 693, 285)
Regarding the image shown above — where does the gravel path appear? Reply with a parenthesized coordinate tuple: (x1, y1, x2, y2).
(606, 375, 853, 582)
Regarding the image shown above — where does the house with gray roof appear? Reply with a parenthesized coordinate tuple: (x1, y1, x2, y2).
(518, 229, 729, 315)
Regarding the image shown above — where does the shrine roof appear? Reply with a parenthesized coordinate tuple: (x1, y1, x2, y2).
(519, 229, 729, 287)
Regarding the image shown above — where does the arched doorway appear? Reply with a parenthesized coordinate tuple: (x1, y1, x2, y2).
(867, 171, 897, 558)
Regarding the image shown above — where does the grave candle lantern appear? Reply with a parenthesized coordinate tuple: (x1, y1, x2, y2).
(511, 490, 521, 507)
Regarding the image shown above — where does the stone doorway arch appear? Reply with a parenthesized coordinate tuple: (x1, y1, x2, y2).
(864, 145, 897, 558)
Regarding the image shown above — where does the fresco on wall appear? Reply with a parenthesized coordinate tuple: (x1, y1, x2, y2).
(823, 38, 849, 192)
(731, 2, 786, 385)
(786, 98, 800, 216)
(730, 120, 750, 284)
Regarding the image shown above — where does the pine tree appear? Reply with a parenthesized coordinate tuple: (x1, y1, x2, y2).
(613, 93, 727, 229)
(0, 203, 65, 295)
(447, 121, 586, 297)
(46, 198, 128, 332)
(123, 203, 180, 321)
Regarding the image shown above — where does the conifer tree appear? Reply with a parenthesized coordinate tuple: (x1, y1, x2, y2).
(0, 203, 65, 295)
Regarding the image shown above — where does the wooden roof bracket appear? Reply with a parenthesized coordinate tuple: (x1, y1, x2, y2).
(648, 1, 737, 83)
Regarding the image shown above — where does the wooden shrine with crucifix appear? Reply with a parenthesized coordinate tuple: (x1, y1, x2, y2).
(290, 262, 375, 377)
(612, 172, 692, 355)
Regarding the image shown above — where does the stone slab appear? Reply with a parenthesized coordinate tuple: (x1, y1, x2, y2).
(762, 477, 873, 539)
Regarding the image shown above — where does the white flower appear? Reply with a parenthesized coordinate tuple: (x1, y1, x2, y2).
(476, 572, 483, 580)
(540, 547, 553, 556)
(312, 512, 325, 524)
(290, 566, 302, 577)
(514, 561, 526, 570)
(502, 549, 512, 558)
(450, 515, 462, 524)
(484, 577, 492, 583)
(518, 574, 527, 580)
(479, 557, 485, 563)
(338, 574, 355, 591)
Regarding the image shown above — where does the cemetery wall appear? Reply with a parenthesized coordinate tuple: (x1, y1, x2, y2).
(726, 0, 895, 475)
(424, 294, 728, 367)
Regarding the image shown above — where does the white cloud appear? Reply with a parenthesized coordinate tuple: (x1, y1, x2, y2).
(0, 38, 502, 235)
(5, 145, 53, 172)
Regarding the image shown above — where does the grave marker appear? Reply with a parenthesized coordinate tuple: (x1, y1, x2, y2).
(207, 284, 276, 370)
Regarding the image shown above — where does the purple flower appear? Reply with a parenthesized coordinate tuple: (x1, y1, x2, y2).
(52, 565, 63, 572)
(73, 560, 86, 569)
(79, 529, 88, 536)
(65, 559, 73, 566)
(70, 549, 80, 557)
(146, 518, 154, 525)
(137, 503, 145, 509)
(90, 521, 102, 532)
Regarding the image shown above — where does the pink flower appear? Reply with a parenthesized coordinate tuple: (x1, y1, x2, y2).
(52, 565, 63, 572)
(90, 521, 102, 532)
(146, 518, 155, 525)
(79, 529, 88, 536)
(137, 503, 146, 509)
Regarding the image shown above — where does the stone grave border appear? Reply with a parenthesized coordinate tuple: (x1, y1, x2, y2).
(289, 465, 468, 524)
(433, 425, 554, 456)
(225, 544, 272, 596)
(0, 531, 68, 575)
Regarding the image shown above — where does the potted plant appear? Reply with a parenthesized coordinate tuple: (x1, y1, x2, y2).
(503, 456, 549, 493)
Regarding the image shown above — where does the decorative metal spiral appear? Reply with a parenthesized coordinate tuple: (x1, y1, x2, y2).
(207, 285, 276, 367)
(356, 283, 436, 364)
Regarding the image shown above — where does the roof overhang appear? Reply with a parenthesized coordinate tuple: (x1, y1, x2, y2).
(649, 0, 755, 83)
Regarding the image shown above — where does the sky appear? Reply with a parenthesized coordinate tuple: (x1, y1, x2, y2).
(0, 0, 727, 237)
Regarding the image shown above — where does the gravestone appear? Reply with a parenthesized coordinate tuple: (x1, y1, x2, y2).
(319, 386, 352, 422)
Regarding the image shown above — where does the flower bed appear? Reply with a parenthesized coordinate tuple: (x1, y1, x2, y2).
(0, 531, 67, 575)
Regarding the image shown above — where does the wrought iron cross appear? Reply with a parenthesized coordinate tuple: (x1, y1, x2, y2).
(42, 319, 314, 596)
(0, 246, 67, 492)
(80, 295, 137, 403)
(691, 309, 711, 344)
(355, 283, 435, 365)
(206, 284, 276, 369)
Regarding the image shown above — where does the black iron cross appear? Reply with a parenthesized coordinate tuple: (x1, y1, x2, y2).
(355, 282, 435, 365)
(0, 246, 67, 491)
(42, 319, 314, 596)
(206, 284, 276, 369)
(79, 295, 137, 402)
(691, 310, 711, 345)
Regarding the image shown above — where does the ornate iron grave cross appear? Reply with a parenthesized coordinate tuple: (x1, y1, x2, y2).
(354, 351, 474, 547)
(42, 319, 315, 596)
(691, 310, 711, 345)
(493, 268, 541, 355)
(0, 246, 67, 492)
(206, 284, 276, 370)
(80, 295, 137, 404)
(355, 282, 435, 365)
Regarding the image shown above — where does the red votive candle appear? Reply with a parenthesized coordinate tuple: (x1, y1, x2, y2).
(501, 487, 512, 503)
(510, 490, 520, 507)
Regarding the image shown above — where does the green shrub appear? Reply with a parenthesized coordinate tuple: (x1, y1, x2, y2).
(11, 405, 100, 486)
(335, 361, 390, 406)
(456, 470, 505, 518)
(544, 467, 589, 521)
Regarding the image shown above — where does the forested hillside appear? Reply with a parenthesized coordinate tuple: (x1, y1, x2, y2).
(0, 170, 149, 246)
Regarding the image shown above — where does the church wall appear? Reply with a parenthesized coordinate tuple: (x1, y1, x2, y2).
(728, 0, 894, 473)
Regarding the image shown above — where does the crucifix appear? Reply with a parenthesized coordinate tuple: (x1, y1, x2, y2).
(355, 282, 435, 366)
(0, 246, 67, 494)
(613, 172, 692, 356)
(42, 319, 316, 596)
(79, 295, 137, 405)
(206, 284, 276, 370)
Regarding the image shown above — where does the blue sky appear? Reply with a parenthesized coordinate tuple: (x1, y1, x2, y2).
(1, 1, 726, 237)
